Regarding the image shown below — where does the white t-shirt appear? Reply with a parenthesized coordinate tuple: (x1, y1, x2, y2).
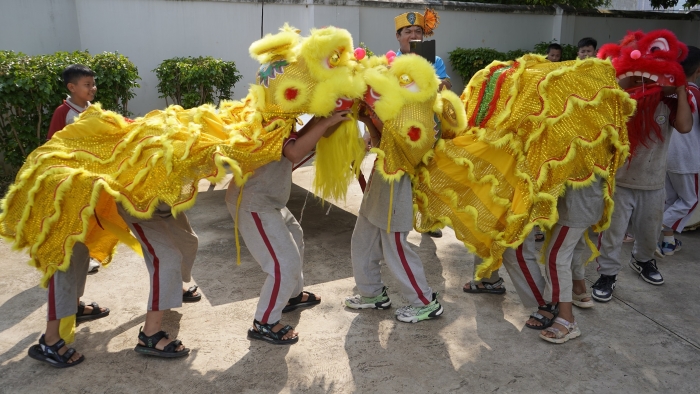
(667, 84, 700, 174)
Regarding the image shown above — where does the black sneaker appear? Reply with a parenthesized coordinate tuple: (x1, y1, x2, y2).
(427, 229, 442, 238)
(591, 274, 617, 302)
(629, 258, 664, 285)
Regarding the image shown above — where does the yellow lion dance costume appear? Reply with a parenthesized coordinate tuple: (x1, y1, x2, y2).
(413, 55, 635, 280)
(0, 25, 366, 289)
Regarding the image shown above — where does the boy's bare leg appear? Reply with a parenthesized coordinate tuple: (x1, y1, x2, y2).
(139, 311, 186, 351)
(43, 320, 82, 363)
(572, 279, 591, 302)
(525, 305, 552, 327)
(540, 302, 574, 339)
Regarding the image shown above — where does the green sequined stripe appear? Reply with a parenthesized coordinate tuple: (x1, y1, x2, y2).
(475, 65, 511, 126)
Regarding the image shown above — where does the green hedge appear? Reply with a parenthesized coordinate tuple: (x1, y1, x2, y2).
(153, 56, 242, 109)
(449, 41, 579, 83)
(0, 50, 140, 174)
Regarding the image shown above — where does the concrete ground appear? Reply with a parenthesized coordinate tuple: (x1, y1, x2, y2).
(1, 155, 699, 393)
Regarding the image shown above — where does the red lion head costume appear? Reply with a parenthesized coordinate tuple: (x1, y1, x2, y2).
(598, 30, 689, 157)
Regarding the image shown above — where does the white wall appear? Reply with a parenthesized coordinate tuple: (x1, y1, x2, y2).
(3, 0, 699, 116)
(0, 0, 80, 55)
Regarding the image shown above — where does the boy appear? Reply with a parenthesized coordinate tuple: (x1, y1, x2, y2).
(577, 37, 597, 60)
(47, 64, 100, 275)
(344, 112, 443, 324)
(226, 111, 350, 344)
(117, 204, 197, 358)
(394, 9, 449, 238)
(546, 43, 563, 62)
(592, 77, 693, 302)
(657, 46, 700, 257)
(49, 65, 202, 296)
(28, 65, 109, 368)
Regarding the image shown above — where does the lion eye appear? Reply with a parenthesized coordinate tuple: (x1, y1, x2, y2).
(648, 38, 669, 54)
(399, 74, 413, 86)
(328, 51, 341, 68)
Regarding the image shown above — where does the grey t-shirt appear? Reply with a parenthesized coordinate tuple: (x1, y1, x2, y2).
(557, 177, 604, 228)
(616, 102, 674, 190)
(359, 170, 414, 232)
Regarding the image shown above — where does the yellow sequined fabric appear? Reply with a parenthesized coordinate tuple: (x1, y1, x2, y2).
(413, 55, 635, 279)
(0, 25, 365, 288)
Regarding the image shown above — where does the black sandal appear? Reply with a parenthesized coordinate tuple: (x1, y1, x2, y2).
(134, 326, 190, 358)
(247, 319, 299, 345)
(76, 301, 110, 323)
(525, 304, 559, 330)
(183, 285, 201, 303)
(27, 335, 85, 368)
(282, 291, 321, 313)
(463, 278, 506, 294)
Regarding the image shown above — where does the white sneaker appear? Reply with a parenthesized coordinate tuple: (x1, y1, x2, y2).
(87, 259, 100, 274)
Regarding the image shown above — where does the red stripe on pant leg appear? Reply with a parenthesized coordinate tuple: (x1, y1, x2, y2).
(672, 174, 699, 231)
(48, 275, 56, 321)
(133, 223, 160, 311)
(252, 212, 282, 324)
(516, 244, 545, 306)
(548, 226, 570, 303)
(394, 232, 430, 305)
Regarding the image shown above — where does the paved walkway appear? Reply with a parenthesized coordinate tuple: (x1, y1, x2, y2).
(1, 156, 699, 393)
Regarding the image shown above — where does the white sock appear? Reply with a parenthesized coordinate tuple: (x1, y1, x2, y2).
(663, 235, 675, 244)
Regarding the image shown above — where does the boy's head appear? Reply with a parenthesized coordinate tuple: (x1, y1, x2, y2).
(577, 37, 597, 60)
(546, 43, 562, 62)
(682, 45, 700, 81)
(62, 64, 96, 105)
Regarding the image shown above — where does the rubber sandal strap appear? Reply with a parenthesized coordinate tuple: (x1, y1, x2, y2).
(184, 285, 199, 297)
(482, 278, 504, 290)
(162, 339, 183, 353)
(253, 320, 294, 341)
(138, 326, 169, 348)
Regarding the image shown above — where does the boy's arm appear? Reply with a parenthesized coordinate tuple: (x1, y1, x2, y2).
(283, 110, 351, 163)
(673, 86, 693, 134)
(358, 115, 381, 148)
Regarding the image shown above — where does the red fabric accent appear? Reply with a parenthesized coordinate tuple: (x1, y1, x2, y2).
(479, 62, 518, 127)
(548, 226, 570, 303)
(394, 232, 430, 305)
(284, 88, 298, 101)
(407, 126, 421, 141)
(252, 212, 282, 324)
(672, 173, 699, 231)
(468, 65, 505, 126)
(516, 244, 545, 306)
(626, 86, 663, 158)
(47, 102, 71, 140)
(132, 223, 161, 311)
(48, 276, 56, 321)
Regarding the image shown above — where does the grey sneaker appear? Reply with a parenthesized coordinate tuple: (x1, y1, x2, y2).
(344, 286, 391, 310)
(395, 292, 443, 323)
